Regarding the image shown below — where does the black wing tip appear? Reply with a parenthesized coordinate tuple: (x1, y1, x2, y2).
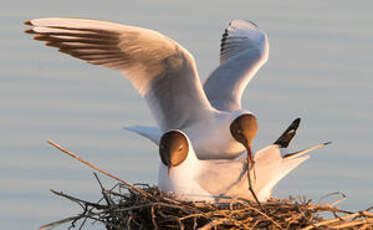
(274, 138, 294, 148)
(324, 141, 332, 146)
(274, 117, 302, 148)
(24, 20, 32, 25)
(220, 29, 229, 52)
(284, 117, 301, 132)
(33, 34, 48, 41)
(24, 28, 35, 34)
(292, 117, 301, 128)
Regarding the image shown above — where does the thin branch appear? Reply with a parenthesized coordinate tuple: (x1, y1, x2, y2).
(42, 140, 373, 230)
(47, 139, 151, 198)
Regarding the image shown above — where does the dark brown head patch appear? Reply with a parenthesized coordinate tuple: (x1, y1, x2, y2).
(159, 130, 189, 167)
(230, 113, 258, 147)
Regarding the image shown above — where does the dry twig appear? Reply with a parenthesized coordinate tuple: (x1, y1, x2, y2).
(42, 139, 373, 230)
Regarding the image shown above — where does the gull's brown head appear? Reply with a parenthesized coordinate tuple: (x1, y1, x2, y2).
(159, 130, 189, 175)
(230, 114, 258, 160)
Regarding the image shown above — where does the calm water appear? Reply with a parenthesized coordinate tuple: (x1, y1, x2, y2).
(1, 1, 373, 229)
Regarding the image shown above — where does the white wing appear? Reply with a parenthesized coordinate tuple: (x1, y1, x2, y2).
(258, 155, 310, 200)
(25, 17, 214, 130)
(253, 145, 282, 193)
(196, 145, 282, 199)
(124, 125, 161, 145)
(196, 158, 247, 197)
(203, 20, 269, 112)
(258, 142, 331, 199)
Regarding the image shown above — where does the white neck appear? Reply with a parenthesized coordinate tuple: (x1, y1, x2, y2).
(157, 136, 212, 201)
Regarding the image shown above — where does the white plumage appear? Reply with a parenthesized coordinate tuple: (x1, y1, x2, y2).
(157, 130, 328, 202)
(25, 18, 269, 159)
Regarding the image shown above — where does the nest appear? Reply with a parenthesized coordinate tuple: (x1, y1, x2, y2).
(41, 140, 373, 230)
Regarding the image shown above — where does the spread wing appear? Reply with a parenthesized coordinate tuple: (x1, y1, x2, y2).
(25, 17, 214, 130)
(203, 20, 269, 112)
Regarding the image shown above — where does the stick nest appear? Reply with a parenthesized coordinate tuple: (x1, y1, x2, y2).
(42, 140, 373, 230)
(41, 181, 373, 230)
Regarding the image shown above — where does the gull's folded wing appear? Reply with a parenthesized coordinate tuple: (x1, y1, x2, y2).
(258, 154, 310, 200)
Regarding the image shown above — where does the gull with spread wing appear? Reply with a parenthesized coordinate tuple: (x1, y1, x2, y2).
(25, 18, 268, 162)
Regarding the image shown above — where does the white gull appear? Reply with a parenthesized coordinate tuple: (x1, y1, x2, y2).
(158, 119, 330, 202)
(25, 18, 269, 160)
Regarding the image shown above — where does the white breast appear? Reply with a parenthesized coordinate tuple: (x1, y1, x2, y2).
(157, 152, 214, 201)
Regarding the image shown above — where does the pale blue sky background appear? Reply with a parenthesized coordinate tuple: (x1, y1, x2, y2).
(1, 1, 372, 229)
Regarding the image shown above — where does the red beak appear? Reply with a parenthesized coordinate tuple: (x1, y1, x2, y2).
(246, 144, 254, 166)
